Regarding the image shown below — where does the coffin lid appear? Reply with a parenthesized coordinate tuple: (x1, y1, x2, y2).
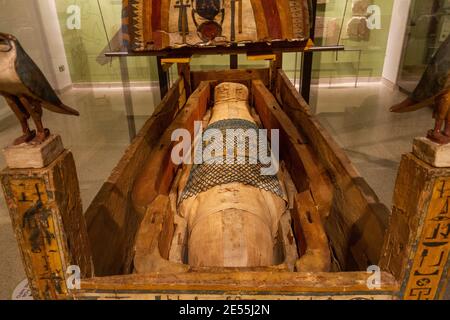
(122, 0, 312, 55)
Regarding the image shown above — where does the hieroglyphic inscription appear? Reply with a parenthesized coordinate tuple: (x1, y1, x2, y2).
(8, 178, 67, 299)
(404, 178, 450, 300)
(78, 292, 395, 300)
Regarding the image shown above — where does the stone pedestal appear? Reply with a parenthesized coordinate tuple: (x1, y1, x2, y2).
(3, 135, 64, 169)
(413, 137, 450, 168)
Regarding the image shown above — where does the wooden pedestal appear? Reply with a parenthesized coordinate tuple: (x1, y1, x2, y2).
(380, 152, 450, 300)
(3, 135, 65, 169)
(413, 137, 450, 168)
(1, 144, 92, 300)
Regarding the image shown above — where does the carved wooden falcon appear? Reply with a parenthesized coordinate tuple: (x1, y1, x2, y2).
(391, 35, 450, 144)
(0, 32, 79, 145)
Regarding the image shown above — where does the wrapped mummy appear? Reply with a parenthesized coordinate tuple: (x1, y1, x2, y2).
(178, 82, 288, 268)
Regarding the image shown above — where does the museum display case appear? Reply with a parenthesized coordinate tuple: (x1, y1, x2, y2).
(398, 0, 450, 93)
(0, 0, 449, 301)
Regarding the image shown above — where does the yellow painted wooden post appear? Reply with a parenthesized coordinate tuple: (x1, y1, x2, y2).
(1, 137, 93, 299)
(380, 139, 450, 300)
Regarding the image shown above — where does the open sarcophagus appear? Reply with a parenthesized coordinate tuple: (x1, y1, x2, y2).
(131, 80, 332, 275)
(80, 69, 390, 299)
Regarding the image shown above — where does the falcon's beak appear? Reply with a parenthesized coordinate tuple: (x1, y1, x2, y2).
(0, 33, 13, 52)
(0, 32, 14, 39)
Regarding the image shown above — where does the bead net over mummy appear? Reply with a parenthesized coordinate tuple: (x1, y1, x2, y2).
(179, 118, 285, 202)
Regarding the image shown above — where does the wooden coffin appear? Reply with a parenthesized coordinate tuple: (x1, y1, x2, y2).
(77, 69, 398, 300)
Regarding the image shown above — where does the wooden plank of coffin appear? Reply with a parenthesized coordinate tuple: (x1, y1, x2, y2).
(252, 79, 333, 220)
(132, 81, 211, 217)
(275, 69, 390, 271)
(134, 195, 189, 274)
(85, 78, 183, 276)
(76, 271, 398, 297)
(293, 191, 331, 272)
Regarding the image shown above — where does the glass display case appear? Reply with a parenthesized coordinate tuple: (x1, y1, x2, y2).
(0, 0, 449, 302)
(398, 0, 450, 93)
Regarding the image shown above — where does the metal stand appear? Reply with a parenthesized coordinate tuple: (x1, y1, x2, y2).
(157, 56, 169, 99)
(119, 57, 137, 141)
(230, 54, 238, 69)
(301, 0, 318, 103)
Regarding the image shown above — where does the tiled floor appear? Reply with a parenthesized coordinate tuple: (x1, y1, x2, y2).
(312, 82, 431, 208)
(0, 81, 433, 299)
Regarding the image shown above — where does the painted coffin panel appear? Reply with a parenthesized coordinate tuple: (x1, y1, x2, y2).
(122, 0, 311, 51)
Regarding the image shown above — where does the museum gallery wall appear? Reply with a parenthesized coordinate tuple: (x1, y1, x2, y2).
(54, 0, 394, 84)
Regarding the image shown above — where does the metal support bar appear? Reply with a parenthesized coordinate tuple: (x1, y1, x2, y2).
(105, 46, 344, 58)
(230, 55, 238, 69)
(119, 57, 137, 141)
(301, 0, 318, 103)
(157, 56, 169, 99)
(247, 53, 277, 61)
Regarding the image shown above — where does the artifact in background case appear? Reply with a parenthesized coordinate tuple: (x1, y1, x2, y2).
(346, 0, 371, 42)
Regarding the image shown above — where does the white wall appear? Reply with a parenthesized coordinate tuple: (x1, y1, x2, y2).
(35, 0, 73, 91)
(0, 0, 72, 120)
(382, 0, 412, 85)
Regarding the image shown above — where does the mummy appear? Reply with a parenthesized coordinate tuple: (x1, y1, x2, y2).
(177, 82, 288, 268)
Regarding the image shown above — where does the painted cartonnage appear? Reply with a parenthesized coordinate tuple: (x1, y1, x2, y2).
(122, 0, 310, 51)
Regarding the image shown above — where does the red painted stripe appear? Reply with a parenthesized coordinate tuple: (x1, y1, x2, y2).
(152, 0, 162, 30)
(152, 0, 163, 48)
(261, 0, 282, 39)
